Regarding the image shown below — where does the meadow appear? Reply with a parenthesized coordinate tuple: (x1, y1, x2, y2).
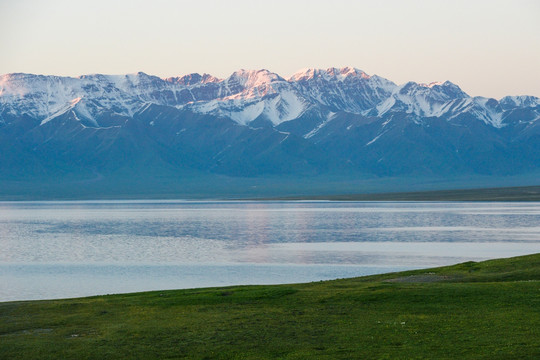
(1, 253, 539, 359)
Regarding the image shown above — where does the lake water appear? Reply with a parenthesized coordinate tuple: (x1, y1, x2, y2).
(1, 201, 539, 301)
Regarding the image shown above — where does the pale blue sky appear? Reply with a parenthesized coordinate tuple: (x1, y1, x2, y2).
(1, 0, 539, 98)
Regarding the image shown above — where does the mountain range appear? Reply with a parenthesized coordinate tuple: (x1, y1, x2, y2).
(1, 67, 539, 198)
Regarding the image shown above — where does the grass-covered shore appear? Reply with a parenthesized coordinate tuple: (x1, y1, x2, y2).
(1, 254, 539, 359)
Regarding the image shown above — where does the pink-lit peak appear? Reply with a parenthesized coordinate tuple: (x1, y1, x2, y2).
(289, 67, 370, 82)
(419, 81, 444, 88)
(226, 69, 285, 87)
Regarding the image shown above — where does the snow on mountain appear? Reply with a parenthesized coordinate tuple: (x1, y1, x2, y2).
(165, 73, 220, 86)
(304, 112, 337, 139)
(179, 69, 309, 125)
(499, 95, 540, 110)
(0, 72, 154, 122)
(376, 80, 469, 118)
(290, 67, 396, 114)
(289, 67, 370, 82)
(468, 97, 504, 127)
(2, 68, 540, 185)
(184, 88, 308, 126)
(224, 69, 284, 92)
(0, 73, 83, 120)
(1, 68, 538, 130)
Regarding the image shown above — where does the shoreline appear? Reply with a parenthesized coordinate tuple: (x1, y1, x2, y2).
(1, 254, 539, 359)
(256, 185, 540, 202)
(0, 185, 539, 202)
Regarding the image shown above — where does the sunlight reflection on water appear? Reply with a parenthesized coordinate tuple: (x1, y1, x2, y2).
(0, 201, 539, 301)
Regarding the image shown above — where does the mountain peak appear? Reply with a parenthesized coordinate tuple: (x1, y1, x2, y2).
(166, 73, 220, 86)
(329, 66, 369, 79)
(499, 95, 540, 109)
(1, 67, 539, 184)
(399, 80, 468, 99)
(289, 67, 370, 82)
(226, 69, 285, 88)
(419, 81, 443, 88)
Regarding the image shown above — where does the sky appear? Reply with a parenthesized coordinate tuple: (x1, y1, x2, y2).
(1, 0, 539, 98)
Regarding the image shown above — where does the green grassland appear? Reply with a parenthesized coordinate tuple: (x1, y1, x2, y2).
(1, 254, 539, 359)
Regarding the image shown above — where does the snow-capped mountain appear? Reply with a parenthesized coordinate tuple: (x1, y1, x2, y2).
(2, 67, 538, 130)
(291, 67, 396, 114)
(376, 80, 468, 118)
(1, 67, 539, 197)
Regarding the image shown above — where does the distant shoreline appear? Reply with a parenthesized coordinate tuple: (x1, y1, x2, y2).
(1, 185, 539, 202)
(256, 185, 540, 202)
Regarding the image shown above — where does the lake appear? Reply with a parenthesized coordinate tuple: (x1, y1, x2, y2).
(1, 201, 539, 301)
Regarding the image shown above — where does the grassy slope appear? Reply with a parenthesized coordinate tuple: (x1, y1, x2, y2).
(1, 254, 539, 359)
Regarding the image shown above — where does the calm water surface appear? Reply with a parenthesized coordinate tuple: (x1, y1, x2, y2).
(1, 201, 539, 301)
